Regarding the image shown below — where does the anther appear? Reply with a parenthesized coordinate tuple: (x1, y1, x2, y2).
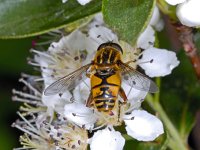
(138, 54, 143, 59)
(78, 140, 81, 145)
(59, 93, 63, 97)
(72, 145, 76, 149)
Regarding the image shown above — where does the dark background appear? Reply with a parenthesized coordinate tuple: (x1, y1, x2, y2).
(0, 38, 33, 149)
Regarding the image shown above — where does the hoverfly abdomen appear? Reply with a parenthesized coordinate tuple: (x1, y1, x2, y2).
(90, 69, 121, 112)
(94, 99, 115, 112)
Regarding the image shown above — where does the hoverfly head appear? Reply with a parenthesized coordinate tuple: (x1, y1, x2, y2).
(97, 42, 123, 54)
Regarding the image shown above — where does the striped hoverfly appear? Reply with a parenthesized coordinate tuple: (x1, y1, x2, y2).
(44, 42, 158, 115)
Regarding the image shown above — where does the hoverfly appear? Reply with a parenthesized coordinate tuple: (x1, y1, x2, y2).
(44, 42, 158, 114)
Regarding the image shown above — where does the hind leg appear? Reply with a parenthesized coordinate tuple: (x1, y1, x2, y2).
(86, 93, 93, 107)
(119, 87, 128, 104)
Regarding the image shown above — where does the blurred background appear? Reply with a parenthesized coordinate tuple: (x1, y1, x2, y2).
(0, 38, 33, 149)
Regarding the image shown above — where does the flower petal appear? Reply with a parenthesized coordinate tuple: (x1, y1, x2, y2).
(124, 110, 164, 141)
(89, 127, 125, 150)
(164, 0, 186, 5)
(42, 90, 72, 107)
(121, 82, 147, 108)
(137, 47, 180, 77)
(137, 26, 155, 49)
(88, 13, 104, 29)
(49, 30, 97, 56)
(150, 6, 164, 31)
(62, 0, 68, 3)
(77, 0, 92, 5)
(88, 26, 119, 47)
(73, 78, 90, 104)
(64, 103, 97, 129)
(176, 0, 200, 27)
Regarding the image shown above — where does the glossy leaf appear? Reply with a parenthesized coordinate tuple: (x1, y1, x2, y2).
(0, 0, 101, 39)
(102, 0, 155, 46)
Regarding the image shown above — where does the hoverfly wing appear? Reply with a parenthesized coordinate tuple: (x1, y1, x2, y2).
(44, 64, 91, 96)
(119, 62, 158, 93)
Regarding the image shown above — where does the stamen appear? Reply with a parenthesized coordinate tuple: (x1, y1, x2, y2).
(19, 78, 42, 96)
(12, 96, 43, 106)
(27, 61, 41, 67)
(30, 49, 54, 59)
(92, 123, 106, 131)
(137, 59, 154, 65)
(12, 89, 41, 101)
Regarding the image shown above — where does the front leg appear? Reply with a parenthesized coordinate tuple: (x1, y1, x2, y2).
(86, 66, 96, 78)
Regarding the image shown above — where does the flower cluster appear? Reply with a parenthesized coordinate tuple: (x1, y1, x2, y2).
(164, 0, 200, 27)
(13, 10, 180, 150)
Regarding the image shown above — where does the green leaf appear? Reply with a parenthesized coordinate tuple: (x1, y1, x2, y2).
(0, 0, 101, 39)
(102, 0, 155, 46)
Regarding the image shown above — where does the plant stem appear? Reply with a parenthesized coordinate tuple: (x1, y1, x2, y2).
(146, 94, 188, 150)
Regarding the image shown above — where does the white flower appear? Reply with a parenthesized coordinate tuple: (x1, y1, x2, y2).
(73, 78, 91, 104)
(121, 82, 147, 107)
(31, 30, 98, 111)
(137, 26, 155, 49)
(62, 0, 68, 3)
(77, 0, 92, 5)
(12, 77, 52, 124)
(176, 0, 200, 27)
(164, 0, 200, 27)
(164, 0, 186, 5)
(150, 6, 164, 31)
(88, 13, 104, 28)
(62, 0, 92, 5)
(13, 112, 88, 150)
(64, 102, 164, 142)
(137, 47, 180, 77)
(33, 29, 97, 88)
(64, 103, 97, 129)
(124, 110, 164, 141)
(88, 26, 119, 45)
(42, 91, 72, 110)
(89, 127, 125, 150)
(137, 6, 164, 50)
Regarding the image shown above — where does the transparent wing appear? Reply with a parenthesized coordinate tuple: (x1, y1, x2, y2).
(44, 64, 91, 96)
(119, 62, 158, 93)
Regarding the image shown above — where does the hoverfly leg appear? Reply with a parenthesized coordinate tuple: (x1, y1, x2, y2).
(125, 60, 136, 65)
(86, 72, 91, 78)
(119, 87, 128, 104)
(86, 67, 96, 78)
(86, 93, 94, 107)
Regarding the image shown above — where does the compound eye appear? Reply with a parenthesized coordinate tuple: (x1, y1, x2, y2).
(109, 43, 123, 54)
(97, 42, 123, 54)
(97, 43, 108, 51)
